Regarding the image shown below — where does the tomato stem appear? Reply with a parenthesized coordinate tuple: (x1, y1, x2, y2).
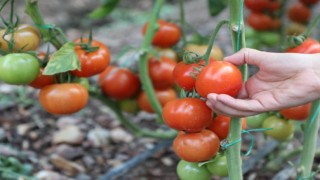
(179, 0, 187, 48)
(138, 0, 164, 122)
(297, 99, 320, 178)
(302, 14, 320, 38)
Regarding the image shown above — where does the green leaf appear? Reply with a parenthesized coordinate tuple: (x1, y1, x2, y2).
(43, 42, 80, 75)
(207, 0, 228, 16)
(88, 0, 120, 19)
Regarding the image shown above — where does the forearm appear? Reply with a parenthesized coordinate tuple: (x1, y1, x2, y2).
(312, 54, 320, 96)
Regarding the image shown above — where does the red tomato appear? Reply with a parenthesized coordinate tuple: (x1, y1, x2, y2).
(173, 130, 220, 162)
(173, 61, 203, 91)
(287, 38, 320, 54)
(148, 56, 177, 90)
(288, 2, 311, 23)
(39, 83, 88, 115)
(162, 98, 212, 133)
(244, 0, 270, 12)
(268, 1, 281, 11)
(299, 0, 319, 5)
(71, 38, 111, 77)
(142, 19, 181, 48)
(207, 115, 246, 140)
(99, 66, 140, 100)
(29, 68, 55, 89)
(247, 12, 276, 31)
(137, 88, 177, 113)
(195, 61, 242, 98)
(280, 103, 311, 120)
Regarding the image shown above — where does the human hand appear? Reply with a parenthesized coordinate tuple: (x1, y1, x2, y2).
(206, 48, 320, 117)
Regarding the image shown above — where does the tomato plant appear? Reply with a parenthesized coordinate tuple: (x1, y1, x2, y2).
(162, 98, 212, 133)
(262, 116, 294, 141)
(71, 38, 111, 77)
(246, 112, 270, 128)
(287, 2, 311, 23)
(287, 38, 320, 54)
(142, 19, 181, 48)
(207, 115, 246, 140)
(206, 153, 228, 177)
(148, 56, 177, 90)
(184, 44, 223, 61)
(173, 130, 220, 162)
(177, 160, 211, 180)
(99, 66, 141, 100)
(0, 53, 40, 85)
(279, 103, 311, 120)
(195, 61, 242, 98)
(137, 88, 177, 113)
(0, 24, 40, 52)
(39, 83, 88, 115)
(173, 61, 203, 91)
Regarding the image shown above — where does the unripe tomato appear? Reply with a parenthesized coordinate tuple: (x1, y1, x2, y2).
(246, 112, 270, 128)
(148, 56, 177, 90)
(184, 44, 224, 61)
(29, 68, 55, 89)
(286, 22, 306, 36)
(119, 99, 140, 114)
(206, 153, 228, 177)
(154, 47, 178, 61)
(262, 116, 294, 141)
(195, 61, 242, 98)
(279, 103, 311, 120)
(162, 98, 212, 133)
(71, 38, 111, 77)
(142, 19, 181, 48)
(0, 53, 40, 85)
(39, 83, 88, 115)
(287, 38, 320, 54)
(177, 160, 211, 180)
(99, 66, 140, 100)
(173, 61, 203, 91)
(173, 130, 220, 162)
(137, 88, 177, 113)
(0, 24, 40, 52)
(288, 2, 311, 23)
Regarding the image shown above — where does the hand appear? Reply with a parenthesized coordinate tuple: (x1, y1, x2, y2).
(206, 48, 320, 117)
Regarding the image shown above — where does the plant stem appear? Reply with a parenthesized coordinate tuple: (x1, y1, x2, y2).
(138, 0, 164, 122)
(302, 14, 320, 38)
(179, 0, 187, 47)
(24, 0, 65, 49)
(297, 100, 320, 178)
(226, 0, 247, 180)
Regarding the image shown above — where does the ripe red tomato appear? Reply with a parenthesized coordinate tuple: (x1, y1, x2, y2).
(162, 98, 212, 133)
(142, 19, 181, 48)
(39, 83, 88, 115)
(99, 66, 140, 100)
(247, 12, 277, 31)
(173, 61, 203, 91)
(195, 61, 242, 98)
(299, 0, 319, 6)
(29, 68, 55, 89)
(148, 56, 177, 90)
(173, 130, 220, 162)
(288, 2, 311, 23)
(207, 115, 246, 140)
(137, 88, 177, 113)
(71, 38, 111, 77)
(287, 38, 320, 54)
(279, 103, 311, 120)
(244, 0, 270, 12)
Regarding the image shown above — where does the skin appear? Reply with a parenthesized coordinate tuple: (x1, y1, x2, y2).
(206, 48, 320, 117)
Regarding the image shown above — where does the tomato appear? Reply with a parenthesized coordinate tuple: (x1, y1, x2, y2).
(173, 130, 220, 162)
(262, 116, 294, 141)
(279, 103, 311, 120)
(288, 2, 311, 23)
(299, 0, 319, 6)
(173, 61, 203, 91)
(177, 160, 211, 180)
(142, 19, 181, 48)
(71, 38, 110, 77)
(268, 1, 281, 11)
(119, 99, 140, 114)
(247, 12, 277, 31)
(184, 44, 223, 61)
(162, 98, 212, 133)
(0, 53, 40, 85)
(39, 83, 88, 115)
(246, 112, 270, 128)
(206, 153, 228, 177)
(259, 32, 281, 47)
(286, 22, 306, 36)
(195, 61, 242, 98)
(154, 47, 178, 61)
(99, 66, 140, 100)
(207, 115, 246, 140)
(137, 88, 177, 113)
(244, 0, 271, 12)
(286, 38, 320, 54)
(0, 24, 40, 52)
(148, 56, 177, 90)
(29, 68, 55, 89)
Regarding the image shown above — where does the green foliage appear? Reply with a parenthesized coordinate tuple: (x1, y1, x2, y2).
(207, 0, 228, 16)
(0, 156, 35, 180)
(88, 0, 121, 19)
(43, 42, 80, 75)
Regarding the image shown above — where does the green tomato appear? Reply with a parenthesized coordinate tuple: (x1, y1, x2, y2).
(75, 78, 89, 90)
(262, 116, 294, 141)
(259, 32, 280, 47)
(0, 53, 40, 85)
(246, 112, 270, 128)
(119, 99, 140, 114)
(206, 154, 228, 177)
(177, 160, 211, 180)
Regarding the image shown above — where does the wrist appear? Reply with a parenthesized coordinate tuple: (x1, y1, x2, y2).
(312, 54, 320, 94)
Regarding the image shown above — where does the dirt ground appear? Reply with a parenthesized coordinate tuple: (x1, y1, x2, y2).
(1, 0, 320, 180)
